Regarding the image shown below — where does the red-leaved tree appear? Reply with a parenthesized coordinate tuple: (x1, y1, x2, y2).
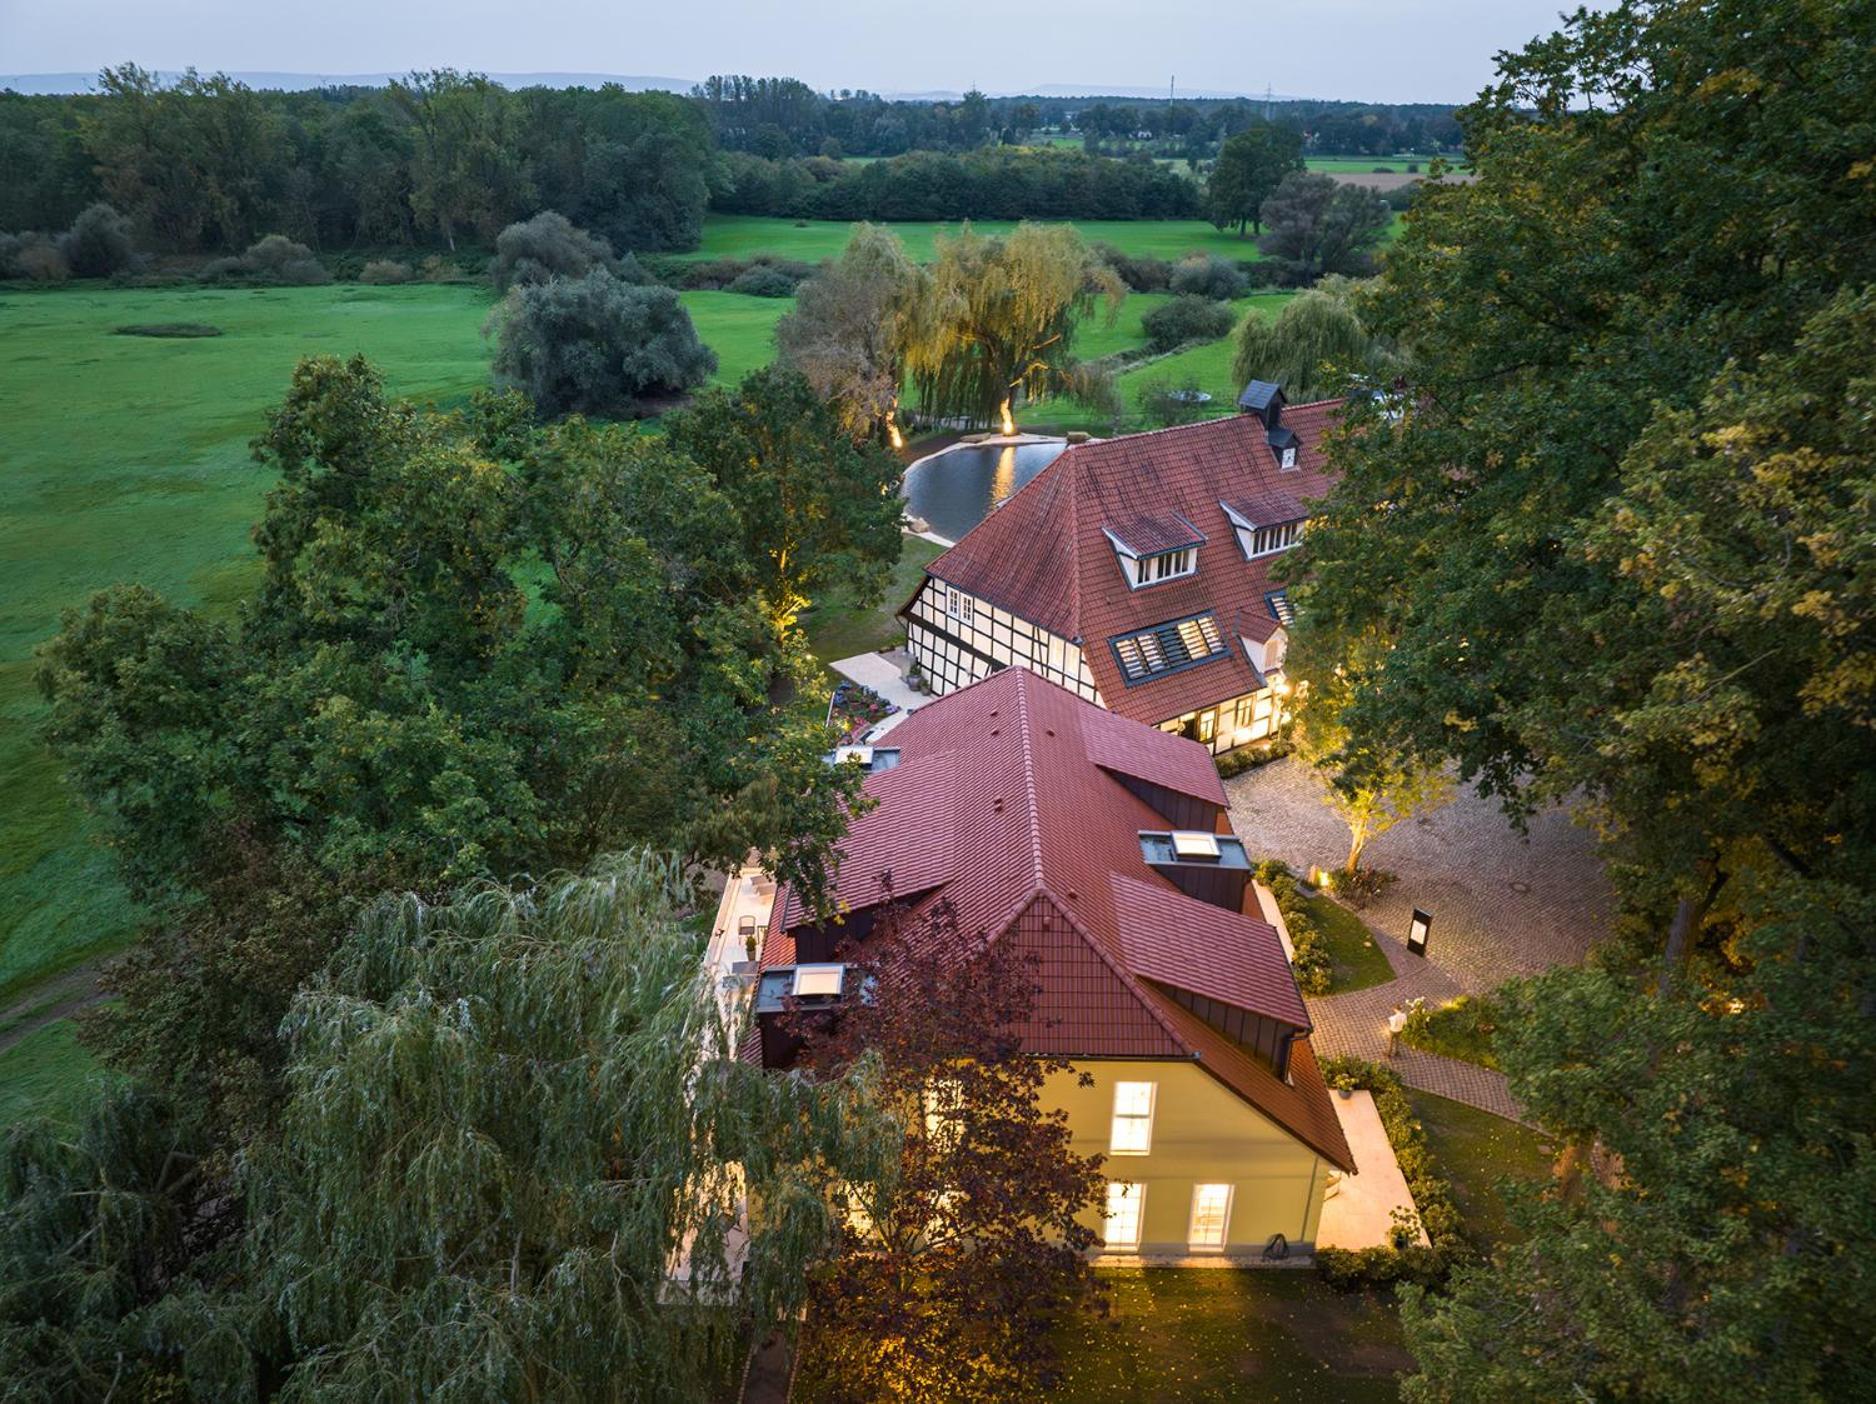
(787, 898, 1107, 1402)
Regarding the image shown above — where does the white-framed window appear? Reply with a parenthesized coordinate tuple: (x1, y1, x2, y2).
(1104, 1181, 1146, 1251)
(1108, 1081, 1156, 1154)
(1280, 446, 1297, 470)
(1188, 1183, 1234, 1251)
(1140, 548, 1196, 585)
(945, 586, 974, 625)
(922, 1077, 964, 1154)
(1249, 521, 1301, 557)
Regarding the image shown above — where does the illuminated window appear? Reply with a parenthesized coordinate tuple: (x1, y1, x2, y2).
(923, 1077, 964, 1153)
(1104, 1181, 1145, 1250)
(1109, 1081, 1156, 1154)
(1188, 1183, 1233, 1250)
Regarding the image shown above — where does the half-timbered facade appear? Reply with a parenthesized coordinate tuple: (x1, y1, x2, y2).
(902, 384, 1340, 756)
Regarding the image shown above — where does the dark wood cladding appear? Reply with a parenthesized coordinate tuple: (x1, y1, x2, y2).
(788, 905, 883, 964)
(1105, 769, 1223, 833)
(1151, 861, 1249, 914)
(1163, 984, 1297, 1079)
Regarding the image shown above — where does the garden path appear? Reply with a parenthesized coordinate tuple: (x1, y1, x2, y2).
(1227, 757, 1614, 1124)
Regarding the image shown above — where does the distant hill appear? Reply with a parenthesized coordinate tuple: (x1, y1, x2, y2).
(0, 71, 699, 95)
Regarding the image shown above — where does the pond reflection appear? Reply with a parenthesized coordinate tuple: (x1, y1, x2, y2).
(903, 440, 1068, 543)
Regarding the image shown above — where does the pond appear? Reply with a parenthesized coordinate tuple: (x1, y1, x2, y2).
(902, 439, 1069, 543)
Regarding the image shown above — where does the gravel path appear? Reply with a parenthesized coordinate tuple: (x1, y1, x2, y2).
(1230, 758, 1614, 1121)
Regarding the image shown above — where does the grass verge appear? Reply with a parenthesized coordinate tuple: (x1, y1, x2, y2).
(0, 1020, 103, 1127)
(1308, 893, 1396, 994)
(799, 536, 945, 666)
(1406, 1090, 1554, 1249)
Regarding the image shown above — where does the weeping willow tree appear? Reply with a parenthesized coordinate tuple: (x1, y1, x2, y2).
(248, 851, 881, 1403)
(1232, 276, 1391, 402)
(906, 222, 1123, 433)
(775, 222, 930, 446)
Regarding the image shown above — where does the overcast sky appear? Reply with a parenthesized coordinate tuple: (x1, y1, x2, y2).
(2, 1, 1579, 103)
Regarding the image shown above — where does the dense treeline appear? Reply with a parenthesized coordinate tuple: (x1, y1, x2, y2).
(1, 66, 1449, 256)
(709, 147, 1200, 221)
(691, 74, 1461, 158)
(0, 66, 712, 254)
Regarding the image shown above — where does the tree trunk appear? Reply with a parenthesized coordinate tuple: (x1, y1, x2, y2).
(1344, 824, 1367, 876)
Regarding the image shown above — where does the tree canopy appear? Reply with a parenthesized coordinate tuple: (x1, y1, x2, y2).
(906, 222, 1122, 431)
(1285, 0, 1876, 1394)
(1207, 123, 1305, 235)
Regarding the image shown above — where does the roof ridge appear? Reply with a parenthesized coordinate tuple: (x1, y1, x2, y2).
(1014, 670, 1045, 888)
(1032, 886, 1193, 1053)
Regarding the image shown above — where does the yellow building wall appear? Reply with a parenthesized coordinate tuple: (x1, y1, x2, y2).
(1045, 1060, 1327, 1258)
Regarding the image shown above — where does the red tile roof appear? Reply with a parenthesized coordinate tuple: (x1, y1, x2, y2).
(924, 406, 1341, 726)
(765, 668, 1353, 1172)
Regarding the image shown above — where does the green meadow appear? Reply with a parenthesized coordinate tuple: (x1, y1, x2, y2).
(675, 214, 1269, 266)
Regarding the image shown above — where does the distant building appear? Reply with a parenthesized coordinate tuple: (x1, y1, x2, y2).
(902, 385, 1339, 755)
(755, 668, 1354, 1260)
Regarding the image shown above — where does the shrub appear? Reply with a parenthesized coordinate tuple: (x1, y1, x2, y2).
(59, 203, 136, 277)
(1402, 993, 1501, 1068)
(1254, 860, 1332, 994)
(1141, 294, 1236, 352)
(680, 255, 815, 292)
(726, 264, 800, 297)
(1091, 242, 1172, 292)
(491, 269, 718, 418)
(1, 231, 68, 282)
(1215, 737, 1293, 778)
(1135, 377, 1211, 428)
(1169, 253, 1249, 300)
(200, 235, 331, 286)
(1314, 1056, 1471, 1286)
(490, 211, 624, 292)
(359, 259, 411, 285)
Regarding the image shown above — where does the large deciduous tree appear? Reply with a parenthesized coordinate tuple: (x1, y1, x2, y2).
(37, 355, 857, 1144)
(1288, 2, 1876, 1396)
(252, 852, 853, 1399)
(1207, 123, 1305, 235)
(1258, 171, 1390, 283)
(490, 268, 717, 417)
(1232, 277, 1387, 401)
(791, 901, 1107, 1402)
(666, 365, 906, 634)
(775, 223, 929, 444)
(906, 222, 1122, 432)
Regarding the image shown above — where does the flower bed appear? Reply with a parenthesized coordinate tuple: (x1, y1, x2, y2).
(827, 679, 897, 742)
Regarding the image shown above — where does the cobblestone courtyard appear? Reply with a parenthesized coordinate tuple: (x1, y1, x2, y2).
(1228, 758, 1615, 1117)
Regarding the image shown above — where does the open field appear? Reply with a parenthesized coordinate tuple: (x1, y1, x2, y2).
(675, 215, 1270, 266)
(1307, 156, 1432, 172)
(1019, 290, 1295, 433)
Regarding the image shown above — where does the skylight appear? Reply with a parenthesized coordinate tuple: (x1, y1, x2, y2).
(1171, 831, 1221, 859)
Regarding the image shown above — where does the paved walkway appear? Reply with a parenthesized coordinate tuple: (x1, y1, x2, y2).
(1228, 758, 1614, 1123)
(1317, 1090, 1430, 1250)
(830, 649, 936, 741)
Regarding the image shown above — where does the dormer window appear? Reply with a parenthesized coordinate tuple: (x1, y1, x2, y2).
(1104, 516, 1205, 589)
(1141, 548, 1195, 585)
(1249, 521, 1301, 557)
(1280, 445, 1297, 470)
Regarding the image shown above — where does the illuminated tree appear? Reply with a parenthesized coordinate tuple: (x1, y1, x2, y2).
(906, 222, 1122, 433)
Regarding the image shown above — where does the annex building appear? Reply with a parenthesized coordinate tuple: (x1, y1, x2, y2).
(753, 667, 1355, 1260)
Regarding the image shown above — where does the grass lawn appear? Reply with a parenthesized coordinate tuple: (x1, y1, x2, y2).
(674, 214, 1271, 267)
(1308, 893, 1396, 994)
(1054, 1268, 1408, 1402)
(1020, 291, 1296, 434)
(676, 288, 791, 385)
(1408, 1091, 1554, 1249)
(0, 1021, 104, 1127)
(799, 535, 945, 666)
(1306, 157, 1431, 173)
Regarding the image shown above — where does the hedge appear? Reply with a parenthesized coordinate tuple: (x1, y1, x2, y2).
(1253, 859, 1332, 995)
(1314, 1055, 1469, 1289)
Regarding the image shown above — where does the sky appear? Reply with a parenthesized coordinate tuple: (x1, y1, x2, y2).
(0, 0, 1581, 103)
